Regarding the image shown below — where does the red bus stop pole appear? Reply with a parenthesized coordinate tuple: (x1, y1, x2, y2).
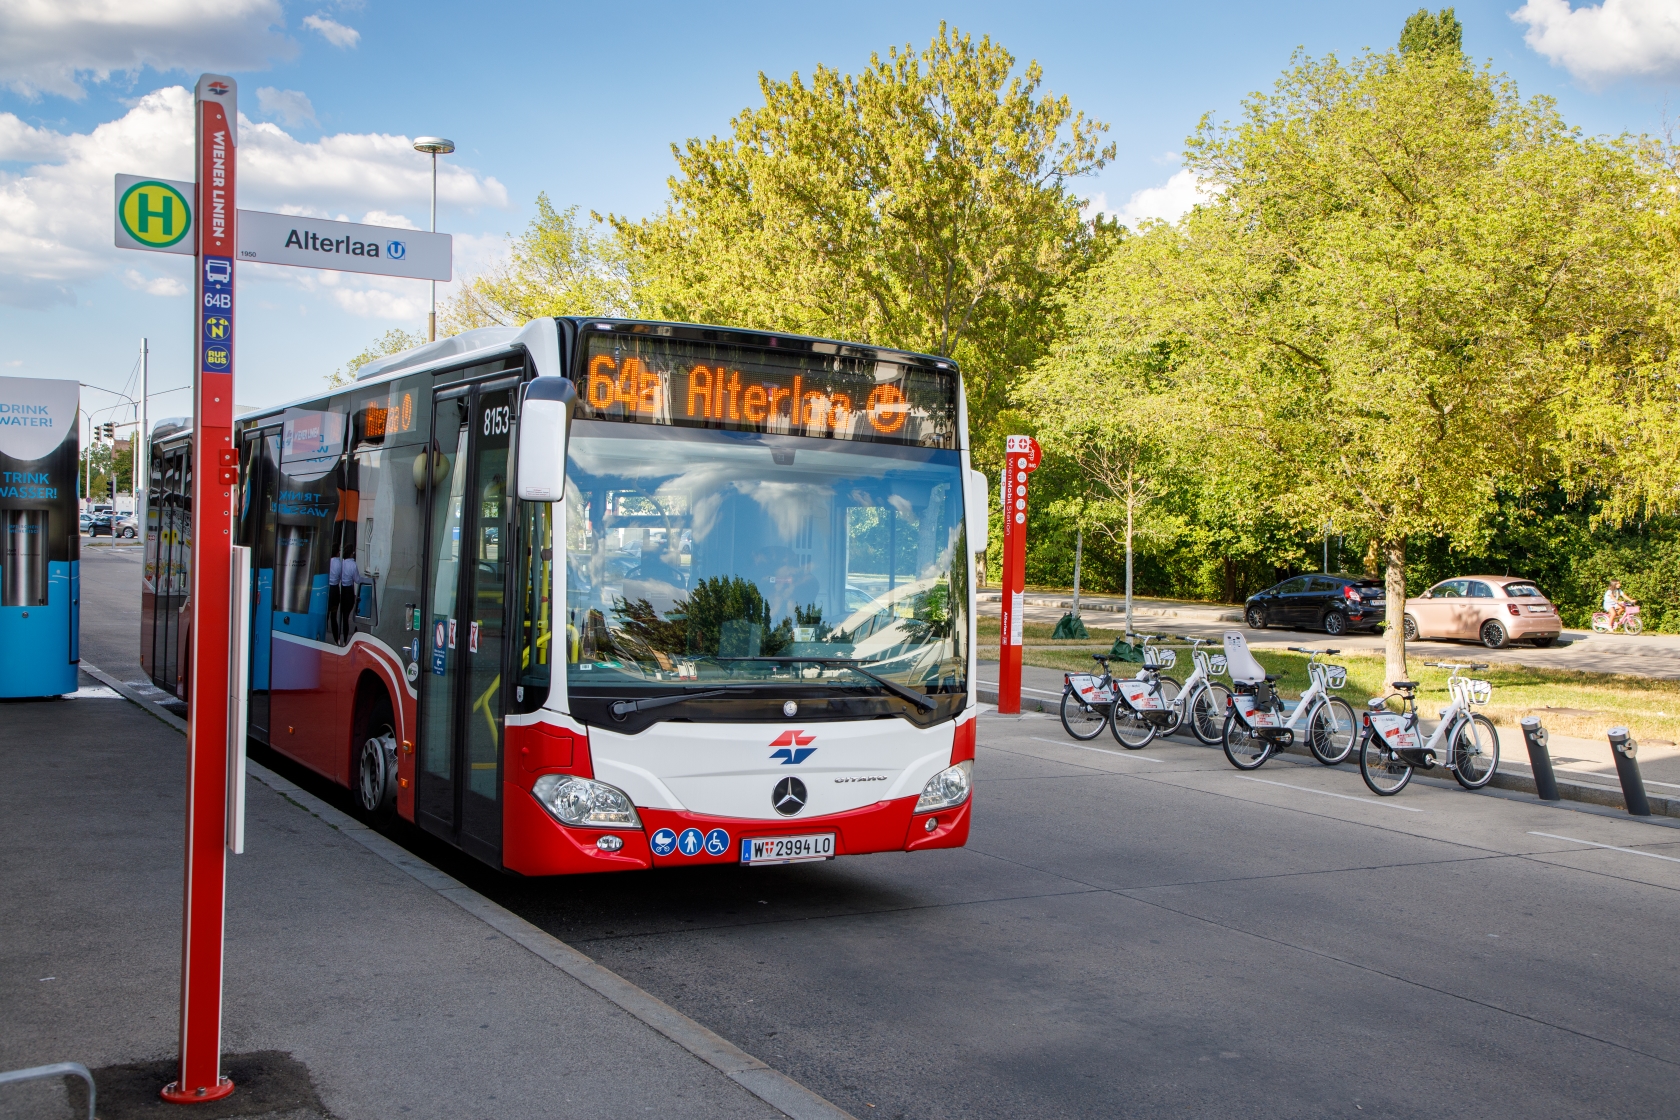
(996, 436, 1040, 715)
(162, 73, 239, 1106)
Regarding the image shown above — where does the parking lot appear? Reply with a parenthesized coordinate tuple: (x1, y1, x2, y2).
(32, 546, 1680, 1118)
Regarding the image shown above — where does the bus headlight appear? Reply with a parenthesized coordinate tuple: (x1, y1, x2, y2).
(531, 775, 642, 829)
(915, 761, 973, 813)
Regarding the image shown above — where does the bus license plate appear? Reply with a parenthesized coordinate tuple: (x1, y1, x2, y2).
(741, 833, 836, 866)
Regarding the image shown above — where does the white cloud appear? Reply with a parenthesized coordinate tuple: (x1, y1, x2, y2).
(122, 268, 188, 297)
(1088, 169, 1217, 229)
(0, 85, 508, 309)
(256, 87, 316, 127)
(302, 13, 360, 48)
(1513, 0, 1680, 84)
(0, 0, 292, 99)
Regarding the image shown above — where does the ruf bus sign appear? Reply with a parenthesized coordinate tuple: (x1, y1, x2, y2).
(997, 434, 1041, 714)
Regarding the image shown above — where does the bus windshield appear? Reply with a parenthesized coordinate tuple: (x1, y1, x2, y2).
(564, 420, 967, 695)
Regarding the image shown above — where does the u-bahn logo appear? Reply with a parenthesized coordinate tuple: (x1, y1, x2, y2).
(118, 180, 192, 248)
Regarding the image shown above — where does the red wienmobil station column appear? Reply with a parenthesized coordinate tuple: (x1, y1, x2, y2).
(163, 73, 239, 1105)
(996, 435, 1041, 715)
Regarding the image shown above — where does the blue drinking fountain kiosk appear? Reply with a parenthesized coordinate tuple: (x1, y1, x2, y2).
(0, 375, 80, 698)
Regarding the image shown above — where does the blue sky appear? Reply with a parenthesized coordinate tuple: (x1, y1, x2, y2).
(2, 0, 1677, 426)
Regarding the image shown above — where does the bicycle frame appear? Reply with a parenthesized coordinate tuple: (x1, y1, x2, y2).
(1228, 651, 1344, 737)
(1366, 666, 1492, 772)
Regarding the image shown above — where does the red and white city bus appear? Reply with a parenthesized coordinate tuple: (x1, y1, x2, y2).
(142, 317, 988, 874)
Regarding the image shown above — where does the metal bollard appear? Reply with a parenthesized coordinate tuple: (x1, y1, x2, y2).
(1520, 717, 1560, 801)
(1605, 727, 1652, 817)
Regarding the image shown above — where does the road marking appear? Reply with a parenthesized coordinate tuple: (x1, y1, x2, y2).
(1527, 832, 1680, 865)
(1642, 778, 1680, 791)
(1236, 776, 1424, 811)
(1031, 736, 1164, 761)
(978, 680, 1064, 697)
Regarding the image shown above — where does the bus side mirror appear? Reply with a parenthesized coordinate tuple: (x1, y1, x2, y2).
(516, 376, 576, 501)
(966, 468, 989, 555)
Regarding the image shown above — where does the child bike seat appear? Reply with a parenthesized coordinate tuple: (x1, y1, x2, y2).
(1222, 631, 1269, 685)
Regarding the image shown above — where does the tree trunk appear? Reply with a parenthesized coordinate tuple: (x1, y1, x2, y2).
(1383, 537, 1408, 686)
(1071, 529, 1083, 618)
(1223, 558, 1237, 604)
(1124, 476, 1135, 634)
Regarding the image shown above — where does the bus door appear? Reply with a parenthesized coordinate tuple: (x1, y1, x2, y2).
(417, 375, 519, 862)
(241, 425, 282, 737)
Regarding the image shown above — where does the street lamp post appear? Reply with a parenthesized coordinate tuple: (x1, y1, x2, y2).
(413, 136, 455, 342)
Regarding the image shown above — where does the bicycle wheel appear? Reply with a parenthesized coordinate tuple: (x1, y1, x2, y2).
(1110, 703, 1156, 749)
(1451, 713, 1500, 789)
(1222, 716, 1272, 770)
(1625, 616, 1644, 635)
(1059, 687, 1109, 741)
(1190, 682, 1233, 745)
(1359, 734, 1413, 795)
(1157, 675, 1183, 735)
(1307, 697, 1358, 766)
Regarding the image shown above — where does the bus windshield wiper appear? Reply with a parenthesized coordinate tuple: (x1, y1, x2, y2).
(608, 688, 741, 720)
(714, 657, 937, 712)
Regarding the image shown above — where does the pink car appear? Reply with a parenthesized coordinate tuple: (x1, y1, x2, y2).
(1403, 576, 1561, 649)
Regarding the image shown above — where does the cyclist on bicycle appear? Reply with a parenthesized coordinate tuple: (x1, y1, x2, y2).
(1604, 580, 1636, 630)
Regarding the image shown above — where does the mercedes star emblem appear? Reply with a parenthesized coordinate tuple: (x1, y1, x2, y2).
(772, 776, 807, 816)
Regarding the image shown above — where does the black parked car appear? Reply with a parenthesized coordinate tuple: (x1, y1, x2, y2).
(1244, 574, 1386, 636)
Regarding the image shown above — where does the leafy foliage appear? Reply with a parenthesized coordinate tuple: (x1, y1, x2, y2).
(615, 23, 1113, 455)
(442, 193, 633, 332)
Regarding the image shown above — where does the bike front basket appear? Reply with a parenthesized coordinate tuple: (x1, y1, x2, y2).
(1467, 679, 1492, 705)
(1325, 665, 1348, 689)
(1145, 648, 1177, 669)
(1209, 654, 1228, 676)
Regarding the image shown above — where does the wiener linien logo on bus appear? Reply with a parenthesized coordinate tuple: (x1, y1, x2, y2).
(118, 180, 192, 248)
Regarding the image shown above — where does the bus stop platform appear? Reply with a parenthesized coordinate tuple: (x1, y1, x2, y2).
(0, 670, 844, 1120)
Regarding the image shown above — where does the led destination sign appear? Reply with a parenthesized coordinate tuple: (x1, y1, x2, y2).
(579, 333, 957, 447)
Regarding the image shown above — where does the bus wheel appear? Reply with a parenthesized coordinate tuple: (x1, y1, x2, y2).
(357, 728, 398, 824)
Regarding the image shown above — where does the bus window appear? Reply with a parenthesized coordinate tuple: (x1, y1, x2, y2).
(513, 498, 552, 710)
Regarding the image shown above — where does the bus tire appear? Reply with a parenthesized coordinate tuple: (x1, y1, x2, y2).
(351, 674, 397, 825)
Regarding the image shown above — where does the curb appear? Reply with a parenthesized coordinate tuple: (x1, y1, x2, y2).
(77, 661, 857, 1120)
(976, 594, 1244, 623)
(977, 687, 1680, 821)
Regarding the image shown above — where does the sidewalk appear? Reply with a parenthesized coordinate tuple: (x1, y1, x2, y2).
(0, 672, 842, 1120)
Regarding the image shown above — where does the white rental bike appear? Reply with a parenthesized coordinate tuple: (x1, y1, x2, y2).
(1108, 635, 1183, 749)
(1180, 638, 1235, 745)
(1358, 662, 1500, 796)
(1221, 635, 1359, 771)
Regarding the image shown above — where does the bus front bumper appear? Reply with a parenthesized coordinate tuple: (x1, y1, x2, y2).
(502, 787, 971, 877)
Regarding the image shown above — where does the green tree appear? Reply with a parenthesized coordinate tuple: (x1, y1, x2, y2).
(443, 193, 634, 333)
(1398, 8, 1463, 58)
(617, 24, 1113, 455)
(327, 327, 428, 388)
(1032, 37, 1661, 681)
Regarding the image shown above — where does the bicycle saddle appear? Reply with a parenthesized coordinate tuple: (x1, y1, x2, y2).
(1091, 654, 1110, 665)
(1392, 680, 1418, 691)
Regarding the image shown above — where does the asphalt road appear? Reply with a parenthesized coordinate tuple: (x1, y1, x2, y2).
(76, 545, 1680, 1118)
